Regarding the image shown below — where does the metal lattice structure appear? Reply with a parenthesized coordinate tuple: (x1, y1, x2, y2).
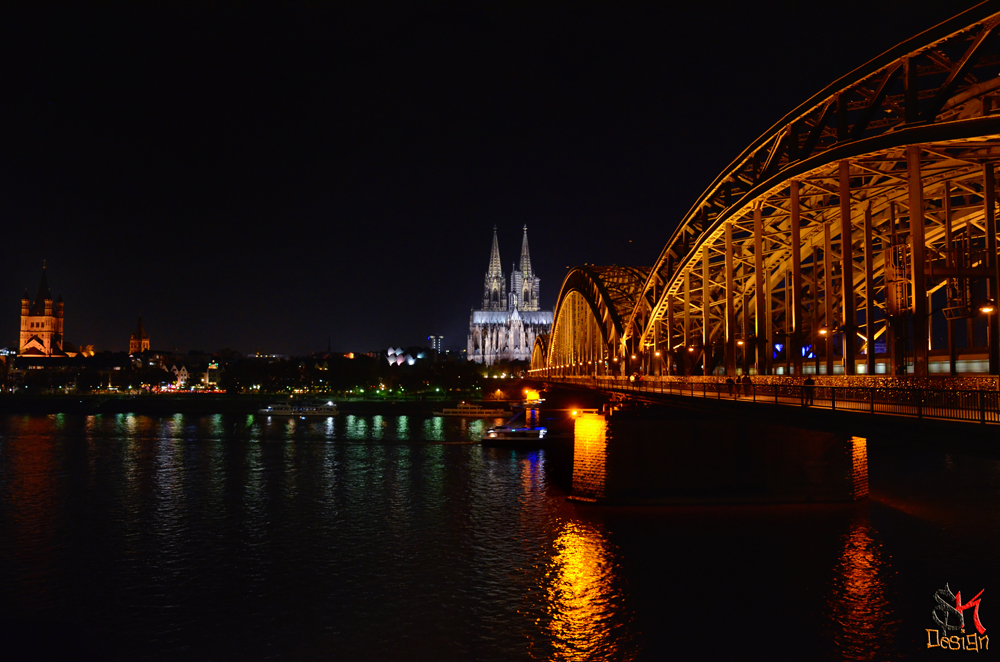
(534, 2, 1000, 379)
(534, 266, 648, 375)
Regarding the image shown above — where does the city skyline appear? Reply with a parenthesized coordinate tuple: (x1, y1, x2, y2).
(1, 2, 972, 355)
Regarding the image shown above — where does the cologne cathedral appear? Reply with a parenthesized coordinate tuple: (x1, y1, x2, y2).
(467, 226, 552, 364)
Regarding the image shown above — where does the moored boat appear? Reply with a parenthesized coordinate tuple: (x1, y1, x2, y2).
(258, 401, 339, 417)
(480, 424, 548, 447)
(433, 402, 509, 417)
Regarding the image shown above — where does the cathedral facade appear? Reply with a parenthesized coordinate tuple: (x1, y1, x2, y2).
(468, 226, 552, 364)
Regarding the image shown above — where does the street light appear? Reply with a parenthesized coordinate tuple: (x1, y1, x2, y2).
(981, 299, 996, 315)
(818, 325, 830, 337)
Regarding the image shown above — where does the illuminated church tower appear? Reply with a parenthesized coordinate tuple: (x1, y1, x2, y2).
(130, 316, 150, 354)
(19, 264, 67, 357)
(509, 225, 541, 312)
(468, 226, 552, 364)
(482, 225, 507, 311)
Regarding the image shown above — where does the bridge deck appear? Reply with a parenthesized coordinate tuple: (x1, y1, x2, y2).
(546, 376, 1000, 426)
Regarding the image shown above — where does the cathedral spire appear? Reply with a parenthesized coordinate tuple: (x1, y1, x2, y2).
(482, 225, 507, 311)
(519, 225, 533, 277)
(487, 225, 503, 280)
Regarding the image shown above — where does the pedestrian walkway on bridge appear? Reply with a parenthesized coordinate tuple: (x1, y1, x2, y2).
(546, 376, 1000, 426)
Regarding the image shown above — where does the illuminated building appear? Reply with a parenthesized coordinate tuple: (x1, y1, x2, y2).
(468, 226, 552, 364)
(19, 265, 75, 358)
(129, 316, 150, 354)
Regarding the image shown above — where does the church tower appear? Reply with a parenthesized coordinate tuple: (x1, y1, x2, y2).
(130, 316, 150, 354)
(482, 225, 507, 311)
(19, 264, 66, 357)
(510, 225, 541, 311)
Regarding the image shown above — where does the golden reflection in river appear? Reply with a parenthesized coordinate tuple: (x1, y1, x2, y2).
(824, 515, 897, 660)
(543, 520, 633, 662)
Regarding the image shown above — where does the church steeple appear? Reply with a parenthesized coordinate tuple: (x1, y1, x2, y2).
(488, 225, 503, 278)
(509, 225, 541, 312)
(130, 315, 150, 354)
(519, 225, 533, 277)
(33, 263, 52, 315)
(482, 225, 507, 311)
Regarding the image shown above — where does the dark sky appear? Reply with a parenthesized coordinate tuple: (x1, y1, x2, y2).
(0, 1, 978, 355)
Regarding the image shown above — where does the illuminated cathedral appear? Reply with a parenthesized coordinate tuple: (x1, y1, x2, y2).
(467, 226, 552, 364)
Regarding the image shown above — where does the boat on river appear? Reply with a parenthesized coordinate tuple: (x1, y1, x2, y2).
(433, 402, 509, 417)
(258, 401, 339, 417)
(481, 424, 548, 447)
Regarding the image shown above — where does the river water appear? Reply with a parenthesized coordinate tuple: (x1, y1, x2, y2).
(0, 412, 996, 660)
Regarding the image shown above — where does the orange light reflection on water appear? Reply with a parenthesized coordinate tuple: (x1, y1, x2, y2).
(824, 516, 897, 660)
(544, 520, 633, 661)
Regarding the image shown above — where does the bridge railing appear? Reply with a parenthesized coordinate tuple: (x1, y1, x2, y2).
(546, 376, 1000, 425)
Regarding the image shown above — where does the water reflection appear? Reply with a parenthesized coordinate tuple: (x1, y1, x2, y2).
(1, 412, 949, 660)
(543, 520, 632, 661)
(466, 419, 486, 441)
(824, 514, 897, 660)
(4, 431, 58, 610)
(423, 416, 444, 441)
(344, 415, 366, 440)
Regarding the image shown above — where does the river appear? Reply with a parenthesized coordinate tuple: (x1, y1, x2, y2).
(0, 411, 996, 660)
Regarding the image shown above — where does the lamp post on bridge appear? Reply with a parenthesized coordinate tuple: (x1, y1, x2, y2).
(981, 299, 997, 375)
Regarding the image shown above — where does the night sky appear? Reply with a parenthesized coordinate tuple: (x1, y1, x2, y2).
(1, 1, 977, 355)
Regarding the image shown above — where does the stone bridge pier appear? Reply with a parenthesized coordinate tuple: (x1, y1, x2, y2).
(569, 409, 868, 505)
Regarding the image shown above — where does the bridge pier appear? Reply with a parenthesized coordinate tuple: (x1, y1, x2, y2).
(570, 409, 868, 505)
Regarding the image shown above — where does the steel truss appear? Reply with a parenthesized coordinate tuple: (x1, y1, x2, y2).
(535, 265, 648, 376)
(602, 2, 1000, 378)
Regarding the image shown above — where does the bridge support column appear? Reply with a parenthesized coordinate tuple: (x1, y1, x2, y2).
(725, 222, 736, 375)
(907, 146, 929, 376)
(666, 294, 675, 375)
(824, 221, 834, 376)
(840, 160, 857, 375)
(790, 182, 803, 376)
(986, 163, 999, 375)
(702, 249, 711, 375)
(944, 182, 958, 377)
(754, 204, 769, 375)
(887, 203, 906, 376)
(864, 203, 876, 376)
(683, 273, 691, 375)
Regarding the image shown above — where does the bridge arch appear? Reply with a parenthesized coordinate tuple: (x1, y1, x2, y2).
(615, 3, 1000, 378)
(531, 266, 649, 375)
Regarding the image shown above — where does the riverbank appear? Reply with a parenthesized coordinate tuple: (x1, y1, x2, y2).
(0, 394, 514, 416)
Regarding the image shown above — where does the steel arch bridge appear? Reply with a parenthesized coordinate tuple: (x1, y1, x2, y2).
(534, 265, 649, 375)
(533, 2, 1000, 379)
